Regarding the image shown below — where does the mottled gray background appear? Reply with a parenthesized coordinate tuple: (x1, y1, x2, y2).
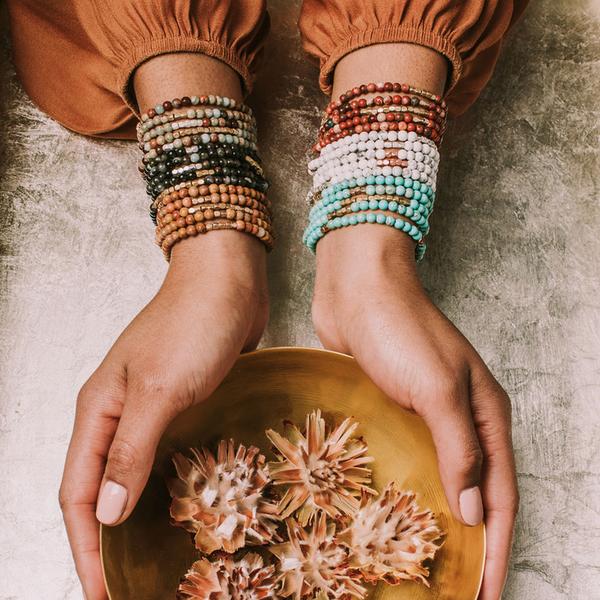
(0, 0, 599, 598)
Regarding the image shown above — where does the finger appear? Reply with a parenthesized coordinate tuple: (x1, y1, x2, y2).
(469, 365, 519, 600)
(95, 376, 188, 527)
(415, 373, 485, 527)
(60, 373, 124, 600)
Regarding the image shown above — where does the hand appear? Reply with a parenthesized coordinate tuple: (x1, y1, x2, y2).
(59, 233, 268, 600)
(312, 227, 518, 600)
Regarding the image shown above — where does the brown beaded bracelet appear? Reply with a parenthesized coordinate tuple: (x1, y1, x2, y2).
(319, 115, 441, 145)
(158, 205, 270, 230)
(157, 215, 272, 247)
(157, 207, 271, 239)
(158, 194, 271, 219)
(157, 204, 271, 229)
(156, 183, 269, 209)
(326, 94, 446, 120)
(160, 218, 274, 258)
(139, 95, 272, 257)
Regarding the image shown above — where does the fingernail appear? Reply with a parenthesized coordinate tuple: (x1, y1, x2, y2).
(96, 480, 127, 525)
(459, 486, 483, 526)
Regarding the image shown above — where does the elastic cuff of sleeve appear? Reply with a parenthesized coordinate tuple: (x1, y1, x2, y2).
(114, 36, 255, 116)
(318, 25, 462, 99)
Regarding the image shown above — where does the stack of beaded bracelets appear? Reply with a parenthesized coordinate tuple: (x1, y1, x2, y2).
(137, 95, 273, 258)
(303, 82, 446, 260)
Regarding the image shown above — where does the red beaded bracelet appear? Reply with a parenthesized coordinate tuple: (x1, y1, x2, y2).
(319, 111, 444, 138)
(325, 83, 446, 114)
(315, 119, 442, 151)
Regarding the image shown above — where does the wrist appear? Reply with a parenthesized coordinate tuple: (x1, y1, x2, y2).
(317, 226, 420, 279)
(314, 227, 426, 311)
(165, 231, 267, 297)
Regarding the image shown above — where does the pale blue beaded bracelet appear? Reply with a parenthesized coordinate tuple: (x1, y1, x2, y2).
(308, 197, 431, 233)
(303, 210, 426, 261)
(305, 195, 431, 242)
(318, 175, 434, 201)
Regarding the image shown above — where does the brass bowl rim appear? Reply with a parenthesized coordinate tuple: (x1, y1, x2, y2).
(99, 346, 486, 599)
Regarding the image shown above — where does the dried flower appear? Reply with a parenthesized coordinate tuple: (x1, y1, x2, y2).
(177, 553, 278, 600)
(337, 483, 444, 586)
(265, 410, 375, 525)
(168, 440, 280, 554)
(270, 513, 367, 600)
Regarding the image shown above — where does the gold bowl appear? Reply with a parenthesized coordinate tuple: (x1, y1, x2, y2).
(101, 347, 485, 599)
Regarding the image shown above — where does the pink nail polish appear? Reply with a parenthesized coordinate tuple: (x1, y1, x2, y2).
(459, 486, 483, 526)
(96, 481, 127, 525)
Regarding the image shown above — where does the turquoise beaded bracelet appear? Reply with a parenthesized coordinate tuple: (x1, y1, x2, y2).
(316, 175, 434, 202)
(308, 198, 431, 230)
(303, 210, 426, 261)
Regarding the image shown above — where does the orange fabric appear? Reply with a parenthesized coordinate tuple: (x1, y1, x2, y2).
(6, 0, 527, 139)
(6, 0, 270, 139)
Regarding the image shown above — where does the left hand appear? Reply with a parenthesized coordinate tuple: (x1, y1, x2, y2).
(59, 233, 268, 599)
(312, 226, 519, 600)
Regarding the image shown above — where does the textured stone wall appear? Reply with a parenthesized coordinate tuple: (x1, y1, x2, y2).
(0, 1, 598, 598)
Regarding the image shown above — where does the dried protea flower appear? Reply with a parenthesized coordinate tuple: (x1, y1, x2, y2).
(265, 409, 375, 525)
(168, 440, 280, 554)
(177, 553, 278, 600)
(270, 513, 367, 600)
(337, 483, 444, 586)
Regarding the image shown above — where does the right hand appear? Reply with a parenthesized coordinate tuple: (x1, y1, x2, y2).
(59, 232, 268, 599)
(312, 226, 519, 600)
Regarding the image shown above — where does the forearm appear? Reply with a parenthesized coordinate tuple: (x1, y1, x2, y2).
(317, 43, 448, 277)
(332, 43, 447, 98)
(133, 53, 267, 280)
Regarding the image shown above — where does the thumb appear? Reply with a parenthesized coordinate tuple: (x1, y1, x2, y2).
(95, 382, 185, 526)
(418, 376, 484, 527)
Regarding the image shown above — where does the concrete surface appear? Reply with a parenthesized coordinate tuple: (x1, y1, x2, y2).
(0, 0, 599, 598)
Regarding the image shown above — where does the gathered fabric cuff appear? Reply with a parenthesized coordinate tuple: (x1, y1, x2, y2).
(115, 36, 258, 117)
(318, 25, 463, 98)
(299, 0, 530, 117)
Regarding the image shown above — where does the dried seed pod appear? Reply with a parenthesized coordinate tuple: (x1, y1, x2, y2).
(337, 483, 444, 586)
(168, 440, 280, 554)
(265, 409, 375, 525)
(270, 513, 367, 600)
(177, 553, 278, 600)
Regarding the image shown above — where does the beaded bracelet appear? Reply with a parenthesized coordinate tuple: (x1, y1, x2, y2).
(141, 95, 252, 120)
(146, 164, 269, 201)
(153, 180, 269, 212)
(320, 106, 445, 136)
(325, 83, 445, 111)
(139, 108, 254, 137)
(316, 83, 447, 150)
(137, 95, 272, 257)
(160, 219, 273, 258)
(311, 153, 438, 190)
(158, 200, 271, 224)
(304, 82, 446, 260)
(157, 210, 271, 244)
(309, 130, 440, 191)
